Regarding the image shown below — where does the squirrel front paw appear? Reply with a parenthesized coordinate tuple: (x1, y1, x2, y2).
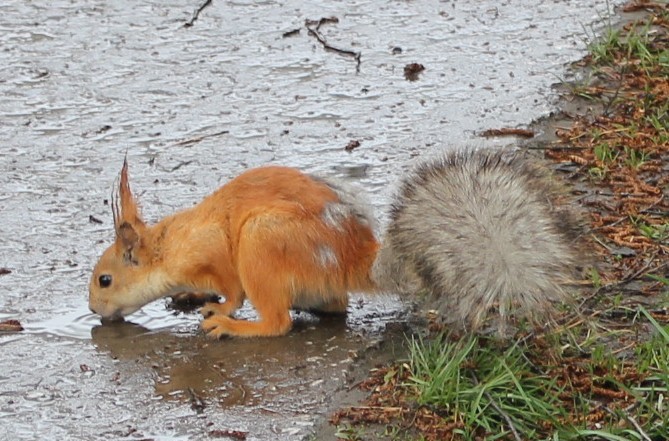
(201, 315, 234, 339)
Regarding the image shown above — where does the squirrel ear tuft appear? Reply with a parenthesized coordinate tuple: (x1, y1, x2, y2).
(112, 158, 146, 234)
(119, 158, 145, 226)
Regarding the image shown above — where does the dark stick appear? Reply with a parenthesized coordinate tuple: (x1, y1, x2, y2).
(305, 17, 361, 72)
(185, 0, 213, 28)
(172, 130, 229, 147)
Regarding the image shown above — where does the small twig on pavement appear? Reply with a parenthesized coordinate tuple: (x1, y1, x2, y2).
(170, 160, 194, 172)
(305, 17, 361, 72)
(185, 0, 213, 27)
(172, 130, 229, 147)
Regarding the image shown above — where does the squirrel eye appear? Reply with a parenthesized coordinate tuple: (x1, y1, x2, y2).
(99, 274, 112, 288)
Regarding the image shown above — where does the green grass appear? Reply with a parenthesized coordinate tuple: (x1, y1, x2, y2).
(593, 142, 618, 164)
(402, 308, 669, 440)
(407, 337, 567, 440)
(588, 26, 622, 65)
(623, 146, 649, 169)
(587, 21, 657, 71)
(630, 216, 669, 242)
(335, 424, 366, 441)
(646, 273, 669, 287)
(589, 267, 603, 290)
(645, 101, 669, 143)
(620, 308, 669, 440)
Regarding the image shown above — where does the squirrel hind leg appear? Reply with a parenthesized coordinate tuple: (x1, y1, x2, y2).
(201, 216, 307, 338)
(202, 248, 292, 337)
(202, 271, 293, 339)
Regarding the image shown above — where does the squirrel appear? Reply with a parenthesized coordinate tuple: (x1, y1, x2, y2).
(89, 149, 584, 338)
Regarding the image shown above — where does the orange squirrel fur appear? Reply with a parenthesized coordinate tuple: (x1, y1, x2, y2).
(89, 161, 379, 337)
(90, 151, 583, 337)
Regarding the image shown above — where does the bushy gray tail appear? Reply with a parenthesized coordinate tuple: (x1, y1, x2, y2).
(373, 149, 584, 333)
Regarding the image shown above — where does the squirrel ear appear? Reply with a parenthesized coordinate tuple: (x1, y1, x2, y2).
(118, 221, 141, 265)
(116, 158, 145, 228)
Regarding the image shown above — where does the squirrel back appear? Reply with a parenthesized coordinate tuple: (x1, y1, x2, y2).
(372, 149, 584, 332)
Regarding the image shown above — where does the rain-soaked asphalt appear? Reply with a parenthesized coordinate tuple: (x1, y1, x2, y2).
(1, 1, 622, 439)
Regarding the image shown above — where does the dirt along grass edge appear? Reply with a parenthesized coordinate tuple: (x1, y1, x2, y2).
(324, 3, 669, 440)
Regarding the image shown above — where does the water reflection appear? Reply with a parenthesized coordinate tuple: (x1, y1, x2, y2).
(89, 311, 372, 409)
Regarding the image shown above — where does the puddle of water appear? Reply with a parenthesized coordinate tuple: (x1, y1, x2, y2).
(25, 301, 193, 340)
(1, 296, 406, 440)
(22, 291, 402, 340)
(0, 0, 624, 439)
(23, 303, 108, 339)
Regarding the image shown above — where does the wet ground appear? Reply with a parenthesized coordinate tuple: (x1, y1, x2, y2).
(0, 0, 623, 439)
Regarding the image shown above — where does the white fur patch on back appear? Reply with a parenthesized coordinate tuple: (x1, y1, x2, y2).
(315, 244, 338, 268)
(322, 202, 354, 231)
(311, 174, 378, 235)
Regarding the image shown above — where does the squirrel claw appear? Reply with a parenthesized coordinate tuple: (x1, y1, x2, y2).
(201, 316, 231, 339)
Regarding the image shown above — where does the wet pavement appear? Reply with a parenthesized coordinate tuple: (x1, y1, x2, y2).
(0, 0, 622, 439)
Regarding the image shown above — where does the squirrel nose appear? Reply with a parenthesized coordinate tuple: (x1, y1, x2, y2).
(89, 306, 98, 315)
